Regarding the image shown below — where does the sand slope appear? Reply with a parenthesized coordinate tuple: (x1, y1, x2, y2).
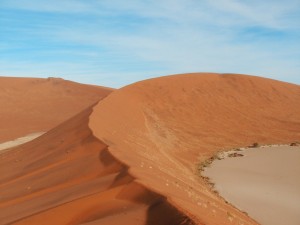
(90, 73, 300, 224)
(1, 73, 300, 224)
(0, 77, 112, 142)
(0, 106, 192, 225)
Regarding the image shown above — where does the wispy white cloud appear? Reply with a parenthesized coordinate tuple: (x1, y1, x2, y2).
(1, 0, 93, 13)
(206, 0, 300, 29)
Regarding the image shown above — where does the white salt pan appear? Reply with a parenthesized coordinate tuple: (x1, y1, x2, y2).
(202, 145, 300, 225)
(0, 132, 45, 152)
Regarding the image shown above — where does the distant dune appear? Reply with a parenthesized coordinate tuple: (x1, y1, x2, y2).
(0, 77, 113, 142)
(1, 73, 300, 224)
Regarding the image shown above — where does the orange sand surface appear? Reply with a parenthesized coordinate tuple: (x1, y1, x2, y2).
(1, 73, 300, 224)
(202, 145, 300, 225)
(0, 77, 112, 143)
(0, 106, 189, 225)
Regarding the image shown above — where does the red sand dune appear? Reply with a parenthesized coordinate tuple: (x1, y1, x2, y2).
(0, 77, 112, 142)
(0, 107, 189, 225)
(1, 73, 300, 224)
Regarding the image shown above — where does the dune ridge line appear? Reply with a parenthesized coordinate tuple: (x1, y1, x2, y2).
(89, 73, 300, 225)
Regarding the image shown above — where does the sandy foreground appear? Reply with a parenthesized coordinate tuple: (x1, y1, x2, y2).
(202, 145, 300, 225)
(0, 132, 45, 153)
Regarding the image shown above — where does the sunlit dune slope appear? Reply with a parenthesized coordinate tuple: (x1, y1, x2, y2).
(0, 77, 113, 142)
(0, 106, 193, 225)
(90, 73, 300, 224)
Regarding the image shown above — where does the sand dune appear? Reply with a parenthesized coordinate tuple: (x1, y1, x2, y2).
(90, 73, 300, 224)
(0, 106, 191, 225)
(0, 77, 112, 143)
(1, 73, 300, 224)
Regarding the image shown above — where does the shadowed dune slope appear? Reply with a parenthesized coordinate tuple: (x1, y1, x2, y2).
(0, 77, 113, 142)
(90, 73, 300, 225)
(0, 106, 193, 225)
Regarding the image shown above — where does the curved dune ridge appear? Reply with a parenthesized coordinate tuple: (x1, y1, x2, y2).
(0, 73, 300, 224)
(0, 77, 113, 143)
(90, 73, 300, 224)
(0, 106, 190, 225)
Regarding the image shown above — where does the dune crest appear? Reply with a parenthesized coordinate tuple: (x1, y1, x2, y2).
(0, 106, 193, 225)
(90, 73, 300, 224)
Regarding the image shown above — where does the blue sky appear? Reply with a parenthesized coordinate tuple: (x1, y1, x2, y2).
(1, 0, 299, 87)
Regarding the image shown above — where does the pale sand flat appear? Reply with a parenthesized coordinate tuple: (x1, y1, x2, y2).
(202, 145, 300, 225)
(0, 132, 45, 152)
